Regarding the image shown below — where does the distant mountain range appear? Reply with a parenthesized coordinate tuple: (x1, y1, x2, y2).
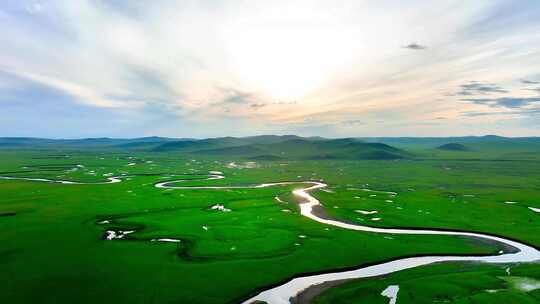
(1, 135, 540, 160)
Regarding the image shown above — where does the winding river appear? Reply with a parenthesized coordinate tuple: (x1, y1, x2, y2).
(2, 171, 540, 304)
(156, 176, 540, 304)
(0, 175, 128, 184)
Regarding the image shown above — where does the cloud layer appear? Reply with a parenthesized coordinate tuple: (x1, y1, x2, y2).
(1, 0, 540, 137)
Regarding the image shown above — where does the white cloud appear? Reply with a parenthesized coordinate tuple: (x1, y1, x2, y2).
(25, 2, 42, 14)
(1, 0, 540, 136)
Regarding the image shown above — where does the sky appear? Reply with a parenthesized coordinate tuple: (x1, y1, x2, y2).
(1, 0, 540, 138)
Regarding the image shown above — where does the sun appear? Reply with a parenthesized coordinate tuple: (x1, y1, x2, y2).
(220, 6, 358, 100)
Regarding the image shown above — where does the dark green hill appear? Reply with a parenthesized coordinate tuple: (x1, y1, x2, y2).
(241, 135, 303, 144)
(436, 143, 469, 151)
(151, 140, 214, 152)
(194, 145, 265, 155)
(150, 135, 309, 152)
(315, 141, 405, 160)
(185, 138, 407, 160)
(3, 135, 540, 160)
(115, 142, 164, 149)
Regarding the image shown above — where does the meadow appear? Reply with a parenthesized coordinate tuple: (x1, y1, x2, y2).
(1, 136, 540, 303)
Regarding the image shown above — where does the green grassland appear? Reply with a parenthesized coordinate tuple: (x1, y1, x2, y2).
(1, 136, 540, 303)
(313, 262, 540, 304)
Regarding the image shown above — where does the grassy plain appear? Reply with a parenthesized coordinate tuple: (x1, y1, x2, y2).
(1, 144, 539, 303)
(313, 262, 540, 303)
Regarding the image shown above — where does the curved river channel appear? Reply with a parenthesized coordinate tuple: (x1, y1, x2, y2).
(156, 175, 540, 304)
(2, 172, 540, 304)
(0, 175, 128, 184)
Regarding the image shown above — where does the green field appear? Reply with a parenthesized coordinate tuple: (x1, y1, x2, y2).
(1, 136, 540, 303)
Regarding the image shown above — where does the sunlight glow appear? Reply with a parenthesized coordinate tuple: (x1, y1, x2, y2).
(221, 4, 361, 100)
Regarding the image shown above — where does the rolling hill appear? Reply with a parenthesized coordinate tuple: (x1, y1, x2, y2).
(436, 143, 469, 151)
(177, 138, 408, 160)
(3, 135, 540, 160)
